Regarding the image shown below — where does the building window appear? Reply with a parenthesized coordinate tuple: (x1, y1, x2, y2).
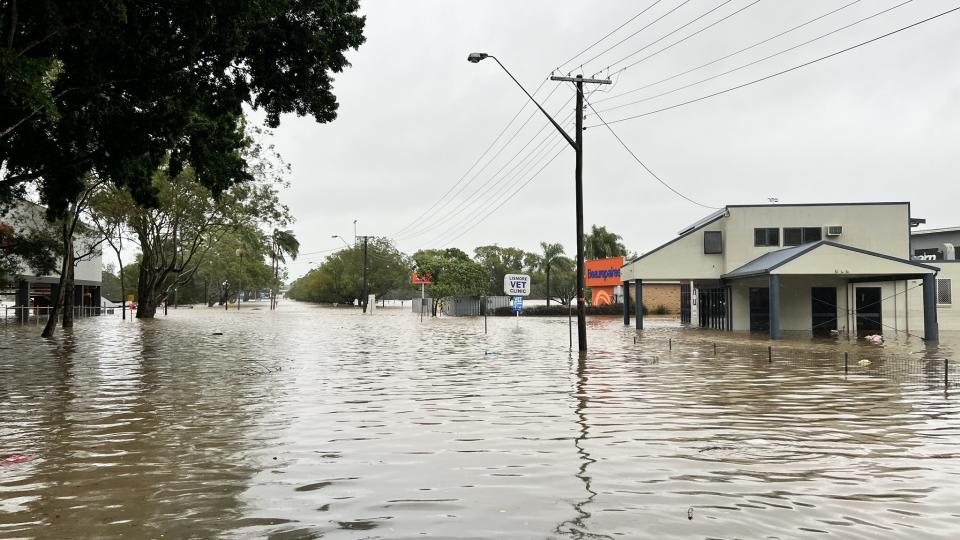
(914, 248, 943, 261)
(704, 231, 722, 254)
(938, 279, 952, 305)
(783, 227, 823, 246)
(754, 228, 779, 247)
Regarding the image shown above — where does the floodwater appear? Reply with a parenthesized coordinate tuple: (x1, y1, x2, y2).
(1, 303, 959, 539)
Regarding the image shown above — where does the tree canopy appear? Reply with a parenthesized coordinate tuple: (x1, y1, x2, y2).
(585, 225, 627, 260)
(287, 238, 410, 304)
(1, 0, 366, 214)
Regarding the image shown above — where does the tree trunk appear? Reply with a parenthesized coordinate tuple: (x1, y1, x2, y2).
(41, 231, 72, 338)
(546, 264, 551, 307)
(136, 260, 158, 318)
(62, 248, 75, 328)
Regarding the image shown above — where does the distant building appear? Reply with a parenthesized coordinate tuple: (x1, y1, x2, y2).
(911, 226, 960, 261)
(0, 201, 102, 320)
(621, 202, 949, 341)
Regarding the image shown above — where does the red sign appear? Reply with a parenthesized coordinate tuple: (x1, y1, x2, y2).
(585, 257, 624, 287)
(411, 272, 433, 285)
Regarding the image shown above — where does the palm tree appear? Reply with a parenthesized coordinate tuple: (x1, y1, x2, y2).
(584, 225, 626, 260)
(269, 229, 300, 310)
(537, 242, 565, 306)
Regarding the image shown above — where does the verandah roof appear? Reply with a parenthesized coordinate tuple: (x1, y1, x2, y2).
(722, 241, 939, 280)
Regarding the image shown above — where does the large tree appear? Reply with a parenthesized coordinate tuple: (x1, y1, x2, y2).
(585, 225, 627, 260)
(1, 0, 366, 213)
(473, 244, 534, 296)
(2, 1, 364, 335)
(287, 238, 409, 305)
(412, 248, 488, 316)
(269, 229, 300, 310)
(533, 242, 565, 306)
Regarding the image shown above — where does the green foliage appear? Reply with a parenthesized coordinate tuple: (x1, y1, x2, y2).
(287, 238, 410, 304)
(0, 219, 59, 285)
(88, 133, 294, 316)
(100, 270, 122, 302)
(412, 248, 489, 301)
(473, 244, 535, 296)
(1, 0, 366, 215)
(585, 225, 627, 260)
(652, 304, 669, 315)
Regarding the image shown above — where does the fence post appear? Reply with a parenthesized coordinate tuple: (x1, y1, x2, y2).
(768, 346, 772, 363)
(669, 338, 672, 351)
(844, 352, 848, 374)
(713, 342, 717, 357)
(946, 359, 949, 389)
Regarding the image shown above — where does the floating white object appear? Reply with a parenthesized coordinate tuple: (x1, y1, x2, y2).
(858, 359, 872, 367)
(865, 334, 884, 345)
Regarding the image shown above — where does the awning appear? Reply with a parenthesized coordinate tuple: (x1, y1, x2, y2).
(723, 241, 939, 281)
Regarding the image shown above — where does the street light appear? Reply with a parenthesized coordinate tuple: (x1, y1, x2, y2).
(469, 52, 609, 352)
(332, 234, 351, 248)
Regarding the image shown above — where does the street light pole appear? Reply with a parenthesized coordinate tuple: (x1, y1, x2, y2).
(468, 53, 609, 352)
(357, 235, 373, 313)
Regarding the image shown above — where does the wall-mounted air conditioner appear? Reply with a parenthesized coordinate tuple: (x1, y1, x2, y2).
(944, 243, 956, 261)
(825, 225, 842, 237)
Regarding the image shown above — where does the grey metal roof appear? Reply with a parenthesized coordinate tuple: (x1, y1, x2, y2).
(723, 243, 820, 279)
(723, 240, 940, 279)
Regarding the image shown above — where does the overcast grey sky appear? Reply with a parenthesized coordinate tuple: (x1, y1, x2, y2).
(265, 0, 960, 278)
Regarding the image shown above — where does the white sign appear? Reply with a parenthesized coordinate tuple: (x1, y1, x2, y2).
(504, 274, 531, 296)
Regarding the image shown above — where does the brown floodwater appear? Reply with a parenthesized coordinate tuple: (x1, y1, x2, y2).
(1, 303, 959, 539)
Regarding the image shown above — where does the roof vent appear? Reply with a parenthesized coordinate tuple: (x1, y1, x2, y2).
(826, 225, 842, 237)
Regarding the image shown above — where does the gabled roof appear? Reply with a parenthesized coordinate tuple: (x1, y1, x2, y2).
(722, 240, 939, 279)
(722, 243, 819, 279)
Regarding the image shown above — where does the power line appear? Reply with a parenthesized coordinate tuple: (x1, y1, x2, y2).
(608, 0, 764, 76)
(592, 0, 863, 105)
(601, 0, 741, 74)
(392, 3, 682, 239)
(395, 92, 577, 241)
(578, 0, 693, 70)
(390, 78, 554, 237)
(583, 96, 719, 210)
(591, 0, 912, 116)
(586, 3, 960, 126)
(556, 0, 665, 72)
(420, 86, 604, 249)
(428, 135, 569, 248)
(437, 144, 569, 249)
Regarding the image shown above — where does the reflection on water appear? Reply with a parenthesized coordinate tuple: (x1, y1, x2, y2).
(2, 303, 960, 538)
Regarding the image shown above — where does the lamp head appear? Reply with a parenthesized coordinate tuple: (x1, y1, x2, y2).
(467, 52, 489, 63)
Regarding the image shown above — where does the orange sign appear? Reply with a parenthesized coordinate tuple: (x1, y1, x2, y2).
(411, 272, 433, 285)
(585, 257, 624, 287)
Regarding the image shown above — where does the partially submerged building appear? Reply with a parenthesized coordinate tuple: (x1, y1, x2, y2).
(0, 201, 102, 320)
(621, 202, 950, 341)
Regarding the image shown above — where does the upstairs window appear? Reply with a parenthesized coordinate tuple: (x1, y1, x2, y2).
(754, 228, 779, 247)
(938, 279, 952, 305)
(783, 227, 822, 246)
(704, 231, 723, 254)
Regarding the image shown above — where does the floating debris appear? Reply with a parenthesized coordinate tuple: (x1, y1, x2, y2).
(1, 455, 36, 466)
(858, 359, 872, 367)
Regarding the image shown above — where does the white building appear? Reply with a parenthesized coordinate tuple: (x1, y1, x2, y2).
(1, 200, 102, 319)
(621, 202, 949, 341)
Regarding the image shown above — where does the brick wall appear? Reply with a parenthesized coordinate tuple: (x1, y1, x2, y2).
(628, 283, 681, 314)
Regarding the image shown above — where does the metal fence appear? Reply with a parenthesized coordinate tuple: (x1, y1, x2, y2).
(630, 333, 958, 391)
(1, 305, 115, 325)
